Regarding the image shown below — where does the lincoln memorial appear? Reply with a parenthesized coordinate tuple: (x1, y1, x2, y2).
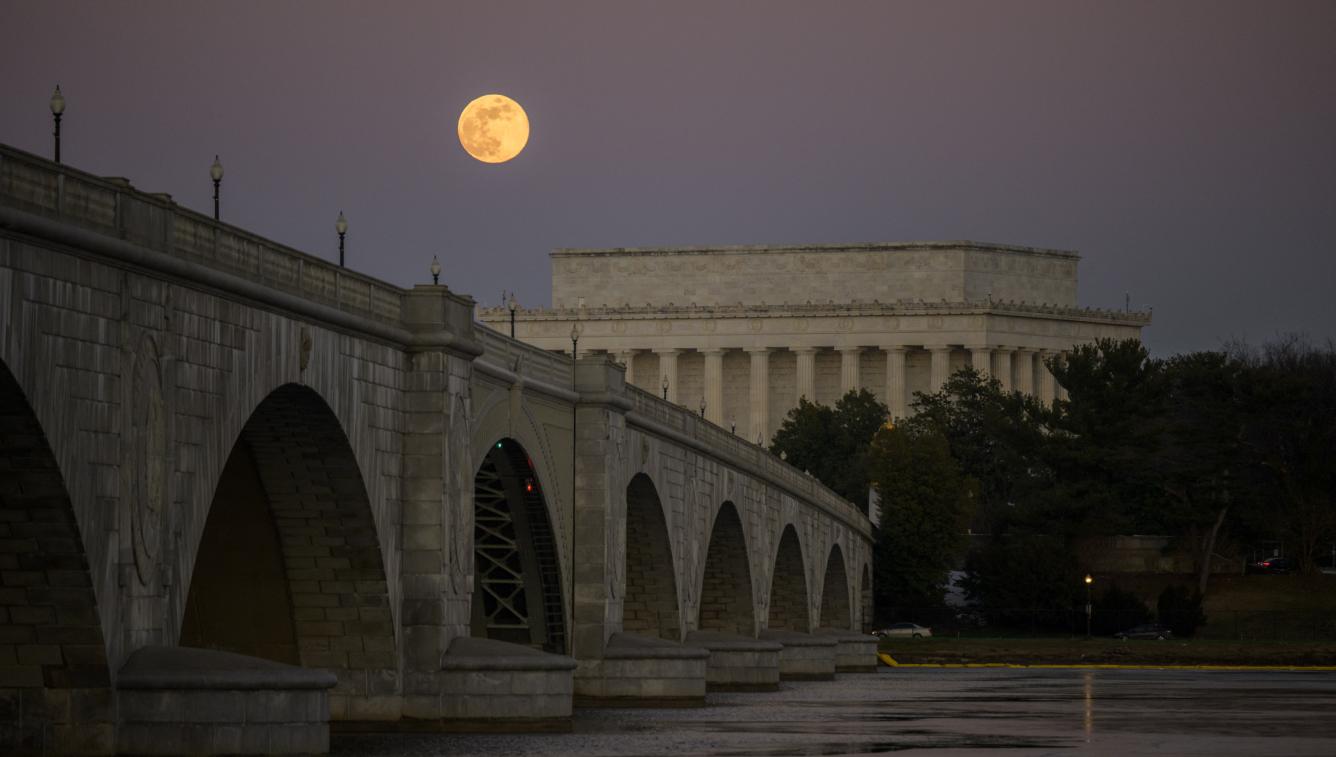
(480, 242, 1150, 444)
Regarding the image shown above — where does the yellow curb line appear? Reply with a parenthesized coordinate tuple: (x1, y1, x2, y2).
(885, 661, 1336, 671)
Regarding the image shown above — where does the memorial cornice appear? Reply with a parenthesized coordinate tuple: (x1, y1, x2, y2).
(480, 300, 1151, 327)
(552, 240, 1081, 261)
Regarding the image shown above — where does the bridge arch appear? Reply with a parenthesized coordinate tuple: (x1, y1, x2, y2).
(472, 437, 566, 653)
(819, 543, 851, 629)
(696, 501, 756, 636)
(622, 473, 681, 641)
(0, 359, 113, 751)
(180, 383, 398, 713)
(768, 524, 811, 632)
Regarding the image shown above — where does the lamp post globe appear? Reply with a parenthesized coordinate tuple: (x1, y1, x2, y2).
(209, 156, 224, 220)
(49, 85, 66, 163)
(661, 374, 669, 400)
(569, 322, 581, 357)
(1084, 574, 1094, 638)
(508, 292, 518, 338)
(430, 256, 441, 285)
(335, 212, 348, 267)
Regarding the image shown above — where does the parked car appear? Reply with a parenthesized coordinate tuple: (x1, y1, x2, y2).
(1114, 623, 1173, 640)
(874, 622, 933, 639)
(1247, 556, 1296, 574)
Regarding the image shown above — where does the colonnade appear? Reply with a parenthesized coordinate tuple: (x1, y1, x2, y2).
(603, 344, 1069, 442)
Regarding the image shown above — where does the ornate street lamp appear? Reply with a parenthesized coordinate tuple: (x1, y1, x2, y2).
(1084, 573, 1094, 638)
(569, 321, 582, 358)
(508, 292, 518, 338)
(335, 212, 348, 267)
(430, 255, 441, 285)
(50, 85, 65, 163)
(209, 156, 224, 220)
(699, 397, 706, 418)
(661, 374, 669, 400)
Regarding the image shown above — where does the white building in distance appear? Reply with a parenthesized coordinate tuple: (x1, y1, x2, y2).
(480, 241, 1150, 444)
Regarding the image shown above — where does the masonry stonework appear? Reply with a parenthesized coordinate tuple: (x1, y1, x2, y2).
(0, 144, 874, 753)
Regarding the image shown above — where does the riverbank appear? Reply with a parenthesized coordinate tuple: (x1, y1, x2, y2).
(881, 637, 1336, 667)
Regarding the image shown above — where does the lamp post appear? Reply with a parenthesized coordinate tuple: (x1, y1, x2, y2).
(335, 212, 348, 267)
(569, 321, 581, 358)
(699, 397, 706, 418)
(661, 375, 669, 400)
(1084, 573, 1093, 638)
(49, 85, 66, 163)
(568, 319, 583, 656)
(430, 255, 441, 285)
(209, 156, 223, 220)
(508, 292, 517, 338)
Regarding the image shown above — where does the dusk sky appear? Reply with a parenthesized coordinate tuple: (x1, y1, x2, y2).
(2, 1, 1332, 355)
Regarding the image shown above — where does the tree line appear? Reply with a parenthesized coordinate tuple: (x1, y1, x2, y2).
(770, 338, 1336, 625)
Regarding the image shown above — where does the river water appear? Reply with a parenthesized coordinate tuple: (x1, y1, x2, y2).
(335, 667, 1336, 755)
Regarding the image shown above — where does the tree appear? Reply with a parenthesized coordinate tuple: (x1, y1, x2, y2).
(868, 423, 975, 615)
(1240, 338, 1336, 573)
(770, 389, 889, 510)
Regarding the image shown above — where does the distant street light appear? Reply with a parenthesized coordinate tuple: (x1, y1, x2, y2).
(1084, 573, 1094, 638)
(49, 85, 65, 163)
(699, 397, 706, 418)
(508, 292, 518, 339)
(430, 255, 441, 285)
(661, 374, 669, 400)
(209, 156, 223, 220)
(335, 212, 348, 267)
(569, 321, 582, 358)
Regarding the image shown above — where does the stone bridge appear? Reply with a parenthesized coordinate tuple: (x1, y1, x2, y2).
(0, 144, 874, 754)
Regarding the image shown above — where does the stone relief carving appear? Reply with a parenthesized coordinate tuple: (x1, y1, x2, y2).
(447, 391, 472, 595)
(298, 326, 313, 372)
(128, 335, 166, 587)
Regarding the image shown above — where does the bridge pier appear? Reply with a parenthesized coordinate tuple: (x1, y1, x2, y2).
(115, 646, 336, 755)
(759, 629, 838, 681)
(684, 631, 782, 691)
(573, 633, 709, 706)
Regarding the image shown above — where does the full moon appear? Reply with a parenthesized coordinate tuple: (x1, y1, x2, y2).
(457, 94, 530, 164)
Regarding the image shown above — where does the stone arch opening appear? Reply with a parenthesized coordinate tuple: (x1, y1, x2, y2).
(861, 563, 873, 632)
(768, 525, 810, 632)
(622, 473, 681, 640)
(181, 384, 397, 713)
(698, 502, 755, 636)
(819, 544, 851, 629)
(0, 360, 113, 753)
(471, 437, 565, 653)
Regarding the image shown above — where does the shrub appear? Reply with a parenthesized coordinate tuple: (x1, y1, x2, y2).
(1157, 584, 1206, 638)
(1092, 584, 1153, 636)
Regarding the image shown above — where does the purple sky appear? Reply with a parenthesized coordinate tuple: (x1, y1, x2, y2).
(2, 1, 1333, 355)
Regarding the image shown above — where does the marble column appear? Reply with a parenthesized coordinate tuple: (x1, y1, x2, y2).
(703, 348, 725, 425)
(1015, 349, 1035, 396)
(969, 345, 991, 378)
(795, 347, 817, 403)
(655, 348, 679, 404)
(884, 346, 907, 420)
(839, 347, 862, 396)
(994, 348, 1013, 392)
(746, 347, 771, 444)
(1038, 349, 1056, 405)
(929, 346, 952, 393)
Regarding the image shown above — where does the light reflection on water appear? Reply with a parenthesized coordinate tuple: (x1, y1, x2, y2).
(334, 668, 1336, 757)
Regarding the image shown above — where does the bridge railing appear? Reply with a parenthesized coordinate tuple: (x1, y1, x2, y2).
(0, 144, 404, 327)
(624, 384, 867, 529)
(474, 322, 573, 388)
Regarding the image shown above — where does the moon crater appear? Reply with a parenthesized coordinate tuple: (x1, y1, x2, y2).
(458, 94, 530, 164)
